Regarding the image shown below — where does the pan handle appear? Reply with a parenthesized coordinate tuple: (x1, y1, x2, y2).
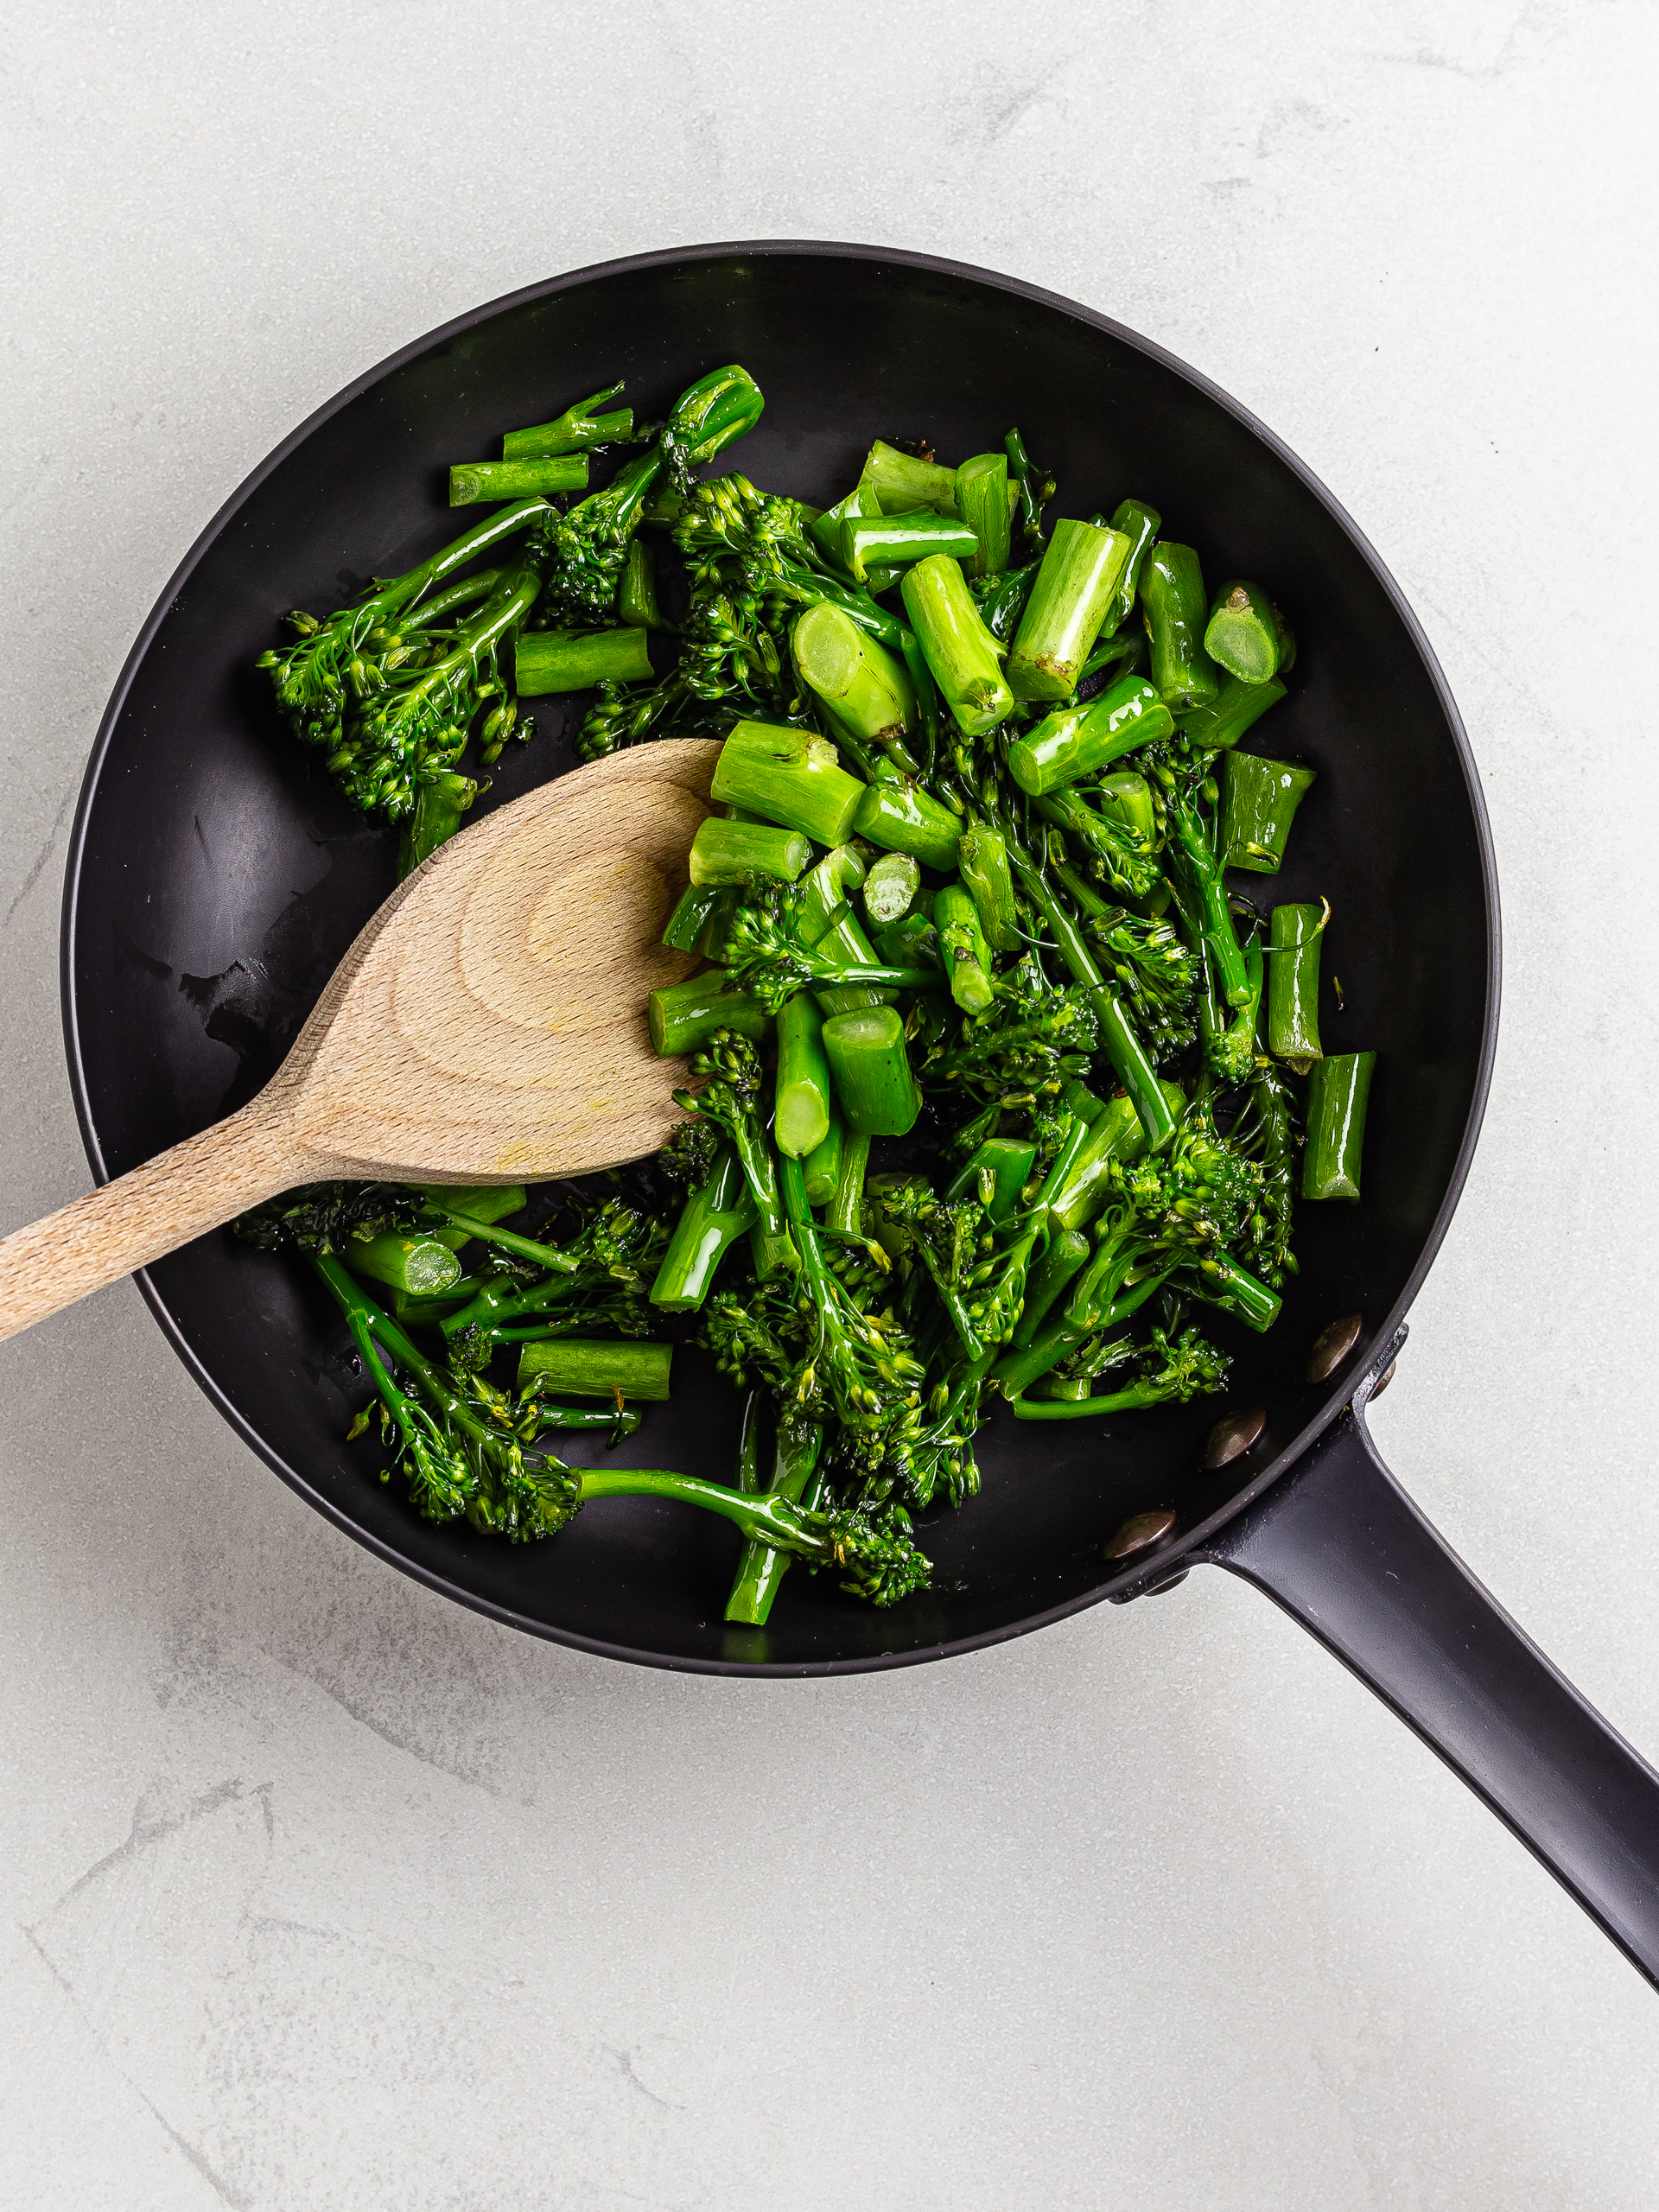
(1183, 1334, 1659, 1990)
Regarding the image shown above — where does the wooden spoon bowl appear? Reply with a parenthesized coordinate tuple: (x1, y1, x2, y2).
(0, 738, 721, 1340)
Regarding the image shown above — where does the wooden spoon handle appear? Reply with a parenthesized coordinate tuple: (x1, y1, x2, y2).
(0, 1101, 308, 1342)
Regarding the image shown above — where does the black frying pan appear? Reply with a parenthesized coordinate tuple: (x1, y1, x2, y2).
(60, 242, 1659, 1987)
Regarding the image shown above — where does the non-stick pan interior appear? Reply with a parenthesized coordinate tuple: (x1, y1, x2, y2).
(64, 245, 1494, 1671)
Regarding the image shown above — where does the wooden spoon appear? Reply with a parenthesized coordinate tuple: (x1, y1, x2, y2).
(0, 737, 722, 1343)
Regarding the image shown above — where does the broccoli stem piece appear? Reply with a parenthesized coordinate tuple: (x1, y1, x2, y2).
(1004, 427, 1054, 547)
(314, 1252, 503, 1451)
(1008, 1226, 1091, 1347)
(724, 1418, 825, 1626)
(829, 1130, 872, 1235)
(992, 1271, 1168, 1399)
(862, 852, 921, 926)
(1268, 902, 1325, 1069)
(674, 1033, 798, 1278)
(1044, 1091, 1154, 1230)
(792, 604, 919, 772)
(822, 1006, 922, 1135)
(899, 556, 1014, 737)
(804, 900, 900, 1016)
(344, 1231, 462, 1297)
(515, 627, 653, 694)
(803, 1113, 845, 1208)
(688, 817, 815, 887)
(397, 772, 477, 878)
(709, 721, 867, 846)
(516, 1340, 672, 1401)
(1303, 1052, 1376, 1200)
(974, 558, 1039, 645)
(1220, 751, 1317, 874)
(775, 994, 834, 1159)
(1102, 499, 1160, 632)
(618, 539, 669, 629)
(957, 822, 1019, 950)
(843, 513, 979, 582)
(852, 777, 963, 872)
(798, 843, 870, 941)
(451, 456, 588, 505)
(862, 439, 958, 516)
(1181, 1250, 1283, 1330)
(957, 452, 1012, 578)
(1174, 674, 1287, 751)
(1004, 675, 1174, 796)
(648, 975, 770, 1055)
(933, 885, 995, 1014)
(946, 1137, 1036, 1223)
(650, 1146, 759, 1310)
(1205, 581, 1295, 684)
(1007, 519, 1132, 702)
(662, 883, 720, 953)
(1166, 790, 1252, 1007)
(1140, 542, 1221, 709)
(1003, 840, 1174, 1151)
(421, 1210, 581, 1274)
(503, 383, 634, 458)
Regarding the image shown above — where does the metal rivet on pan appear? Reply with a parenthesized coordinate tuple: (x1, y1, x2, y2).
(1201, 1406, 1266, 1470)
(1370, 1358, 1397, 1400)
(1306, 1313, 1363, 1383)
(1145, 1570, 1190, 1597)
(1105, 1506, 1178, 1562)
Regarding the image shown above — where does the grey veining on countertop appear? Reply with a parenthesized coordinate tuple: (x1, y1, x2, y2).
(3, 3, 1658, 2205)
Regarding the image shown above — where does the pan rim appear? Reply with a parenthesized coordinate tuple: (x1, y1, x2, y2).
(59, 237, 1503, 1676)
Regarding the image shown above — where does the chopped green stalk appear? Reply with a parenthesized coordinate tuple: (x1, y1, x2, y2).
(397, 772, 476, 877)
(1183, 1251, 1283, 1330)
(1205, 580, 1295, 683)
(899, 556, 1014, 737)
(648, 975, 770, 1056)
(991, 1274, 1167, 1399)
(1303, 1052, 1376, 1200)
(503, 383, 634, 458)
(666, 363, 767, 467)
(1009, 1228, 1092, 1347)
(391, 1276, 485, 1328)
(1005, 676, 1175, 795)
(709, 720, 866, 846)
(974, 558, 1039, 645)
(803, 1114, 845, 1207)
(775, 994, 834, 1158)
(810, 900, 895, 1017)
(516, 1339, 672, 1402)
(1102, 499, 1160, 632)
(450, 456, 588, 504)
(688, 816, 814, 887)
(843, 513, 979, 582)
(1174, 674, 1287, 751)
(957, 453, 1012, 578)
(650, 1147, 757, 1309)
(934, 885, 995, 1014)
(1268, 903, 1325, 1069)
(1140, 542, 1221, 709)
(425, 1212, 582, 1274)
(853, 775, 963, 871)
(1167, 791, 1252, 1007)
(947, 1138, 1036, 1223)
(1005, 844, 1174, 1150)
(532, 1404, 645, 1434)
(1097, 771, 1155, 841)
(619, 539, 669, 628)
(1004, 427, 1054, 547)
(862, 439, 958, 516)
(516, 627, 653, 694)
(1046, 1095, 1147, 1229)
(725, 1419, 824, 1626)
(698, 888, 738, 958)
(662, 882, 719, 952)
(1007, 519, 1132, 701)
(416, 1184, 527, 1238)
(863, 851, 921, 925)
(822, 1005, 922, 1135)
(957, 822, 1019, 950)
(674, 1033, 798, 1278)
(830, 1129, 872, 1235)
(344, 1231, 462, 1297)
(792, 604, 918, 770)
(1221, 752, 1317, 873)
(871, 912, 938, 974)
(798, 843, 869, 943)
(811, 480, 888, 579)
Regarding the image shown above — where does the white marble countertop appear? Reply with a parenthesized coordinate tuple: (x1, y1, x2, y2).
(4, 3, 1658, 2203)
